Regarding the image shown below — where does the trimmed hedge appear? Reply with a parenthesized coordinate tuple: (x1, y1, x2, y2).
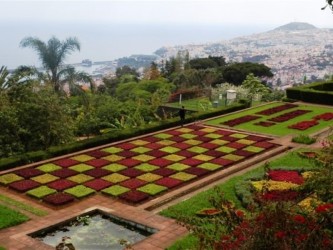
(286, 81, 333, 105)
(0, 103, 246, 171)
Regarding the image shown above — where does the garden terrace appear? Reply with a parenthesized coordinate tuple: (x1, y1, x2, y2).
(205, 102, 333, 136)
(0, 124, 279, 207)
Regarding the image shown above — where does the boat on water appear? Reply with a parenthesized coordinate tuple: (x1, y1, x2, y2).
(81, 59, 92, 67)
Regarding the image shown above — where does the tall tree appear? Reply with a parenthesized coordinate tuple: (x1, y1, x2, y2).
(20, 36, 80, 92)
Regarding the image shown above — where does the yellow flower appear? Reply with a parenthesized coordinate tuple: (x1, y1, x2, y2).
(251, 180, 299, 191)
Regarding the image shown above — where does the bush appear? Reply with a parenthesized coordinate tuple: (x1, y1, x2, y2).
(292, 134, 316, 145)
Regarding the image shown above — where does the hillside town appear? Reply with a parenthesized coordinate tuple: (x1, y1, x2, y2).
(153, 22, 333, 88)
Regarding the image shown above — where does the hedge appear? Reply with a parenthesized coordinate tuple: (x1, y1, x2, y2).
(286, 81, 333, 105)
(0, 103, 246, 171)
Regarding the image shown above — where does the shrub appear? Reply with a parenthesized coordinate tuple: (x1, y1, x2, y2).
(292, 134, 316, 145)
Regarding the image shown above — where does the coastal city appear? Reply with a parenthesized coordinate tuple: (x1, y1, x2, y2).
(72, 23, 333, 89)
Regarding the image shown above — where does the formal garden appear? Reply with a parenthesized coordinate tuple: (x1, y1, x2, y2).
(1, 29, 333, 249)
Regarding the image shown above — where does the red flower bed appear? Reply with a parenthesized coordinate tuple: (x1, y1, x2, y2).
(313, 112, 333, 121)
(146, 150, 168, 158)
(152, 168, 176, 177)
(53, 158, 79, 167)
(86, 150, 110, 158)
(15, 168, 43, 178)
(155, 177, 183, 188)
(254, 121, 275, 127)
(116, 142, 136, 150)
(169, 136, 187, 142)
(43, 193, 75, 206)
(269, 110, 311, 123)
(148, 158, 173, 167)
(288, 120, 318, 130)
(117, 158, 141, 167)
(85, 159, 110, 168)
(199, 142, 220, 150)
(116, 151, 138, 158)
(247, 135, 268, 141)
(254, 141, 276, 149)
(47, 179, 76, 191)
(119, 190, 149, 203)
(210, 158, 234, 167)
(180, 158, 203, 166)
(177, 150, 197, 158)
(119, 168, 144, 178)
(144, 142, 164, 150)
(172, 142, 192, 150)
(222, 115, 261, 127)
(221, 136, 239, 142)
(140, 136, 160, 143)
(120, 178, 147, 189)
(9, 179, 40, 192)
(262, 190, 299, 201)
(234, 150, 255, 157)
(185, 167, 210, 177)
(51, 168, 77, 178)
(204, 150, 226, 158)
(85, 168, 110, 178)
(227, 142, 247, 149)
(256, 103, 298, 115)
(268, 170, 304, 184)
(84, 179, 112, 191)
(193, 136, 210, 143)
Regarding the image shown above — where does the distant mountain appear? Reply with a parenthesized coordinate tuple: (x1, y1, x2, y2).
(273, 22, 317, 31)
(153, 22, 333, 88)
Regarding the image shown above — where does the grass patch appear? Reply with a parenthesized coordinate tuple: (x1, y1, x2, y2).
(160, 149, 317, 249)
(0, 194, 48, 216)
(0, 204, 29, 229)
(205, 102, 333, 136)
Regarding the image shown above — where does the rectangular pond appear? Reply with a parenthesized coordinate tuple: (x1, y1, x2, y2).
(29, 209, 158, 249)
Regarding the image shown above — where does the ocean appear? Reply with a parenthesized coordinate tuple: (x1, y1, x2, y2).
(0, 21, 273, 70)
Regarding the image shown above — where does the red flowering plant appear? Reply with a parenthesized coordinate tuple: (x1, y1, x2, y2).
(176, 187, 333, 250)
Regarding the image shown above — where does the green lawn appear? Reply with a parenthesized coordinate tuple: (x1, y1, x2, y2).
(164, 97, 224, 111)
(205, 102, 333, 136)
(0, 204, 29, 229)
(160, 149, 317, 249)
(0, 194, 48, 216)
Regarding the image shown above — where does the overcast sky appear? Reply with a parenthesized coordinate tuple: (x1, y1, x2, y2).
(1, 0, 332, 28)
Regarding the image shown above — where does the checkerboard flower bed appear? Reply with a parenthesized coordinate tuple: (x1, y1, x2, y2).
(222, 115, 261, 127)
(256, 103, 298, 115)
(268, 109, 311, 122)
(313, 112, 333, 121)
(0, 125, 278, 206)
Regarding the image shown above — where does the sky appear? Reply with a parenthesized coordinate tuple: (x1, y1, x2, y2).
(1, 0, 332, 27)
(1, 0, 333, 69)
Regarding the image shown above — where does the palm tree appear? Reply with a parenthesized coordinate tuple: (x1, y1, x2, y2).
(20, 36, 80, 92)
(59, 66, 95, 95)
